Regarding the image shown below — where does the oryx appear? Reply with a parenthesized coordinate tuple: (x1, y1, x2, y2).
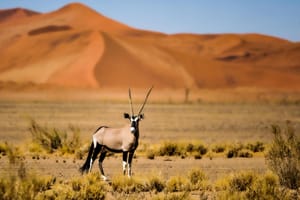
(80, 87, 153, 180)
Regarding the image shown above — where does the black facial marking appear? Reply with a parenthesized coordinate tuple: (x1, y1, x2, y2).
(124, 113, 130, 119)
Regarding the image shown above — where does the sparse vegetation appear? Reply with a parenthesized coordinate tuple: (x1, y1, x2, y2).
(211, 143, 227, 153)
(266, 122, 300, 190)
(246, 141, 265, 153)
(225, 142, 265, 158)
(0, 173, 56, 200)
(4, 118, 268, 163)
(153, 192, 191, 200)
(109, 170, 206, 198)
(0, 143, 298, 200)
(147, 175, 166, 193)
(0, 142, 23, 164)
(29, 119, 82, 155)
(216, 171, 292, 200)
(1, 100, 300, 199)
(0, 143, 56, 200)
(157, 141, 182, 157)
(153, 141, 209, 158)
(146, 149, 156, 160)
(166, 175, 190, 192)
(0, 142, 8, 155)
(187, 168, 208, 190)
(0, 170, 107, 200)
(111, 175, 146, 194)
(226, 143, 244, 158)
(142, 140, 265, 159)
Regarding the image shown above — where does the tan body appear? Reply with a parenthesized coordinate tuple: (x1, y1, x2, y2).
(93, 125, 138, 152)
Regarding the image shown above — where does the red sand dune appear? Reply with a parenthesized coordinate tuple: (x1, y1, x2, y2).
(0, 7, 39, 24)
(0, 2, 299, 90)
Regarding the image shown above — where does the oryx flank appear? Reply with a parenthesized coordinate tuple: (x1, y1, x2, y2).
(80, 87, 153, 180)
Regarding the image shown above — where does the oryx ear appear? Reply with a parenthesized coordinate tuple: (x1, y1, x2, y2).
(139, 114, 144, 120)
(124, 113, 130, 119)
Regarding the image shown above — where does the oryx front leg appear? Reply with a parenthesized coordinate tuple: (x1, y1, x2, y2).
(127, 151, 135, 177)
(122, 152, 128, 175)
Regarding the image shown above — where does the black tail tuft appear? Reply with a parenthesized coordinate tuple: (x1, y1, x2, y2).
(79, 142, 94, 174)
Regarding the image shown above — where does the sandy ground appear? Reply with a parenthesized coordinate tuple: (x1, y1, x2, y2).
(0, 94, 298, 200)
(0, 155, 266, 183)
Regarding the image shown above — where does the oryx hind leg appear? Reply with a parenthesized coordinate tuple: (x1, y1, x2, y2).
(98, 150, 108, 181)
(127, 151, 135, 177)
(89, 143, 101, 172)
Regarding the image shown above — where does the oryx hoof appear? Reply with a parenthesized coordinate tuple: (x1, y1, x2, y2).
(101, 175, 109, 182)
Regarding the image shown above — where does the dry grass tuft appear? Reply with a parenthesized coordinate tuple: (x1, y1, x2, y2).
(215, 171, 295, 200)
(266, 122, 300, 190)
(28, 119, 82, 156)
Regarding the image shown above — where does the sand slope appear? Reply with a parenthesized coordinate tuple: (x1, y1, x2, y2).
(0, 3, 299, 90)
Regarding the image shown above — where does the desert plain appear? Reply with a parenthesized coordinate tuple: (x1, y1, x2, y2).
(0, 89, 300, 199)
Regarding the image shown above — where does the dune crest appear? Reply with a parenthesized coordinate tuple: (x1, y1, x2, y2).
(0, 8, 39, 24)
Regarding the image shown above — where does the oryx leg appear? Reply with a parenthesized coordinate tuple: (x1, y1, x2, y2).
(127, 151, 135, 177)
(122, 152, 128, 175)
(98, 150, 108, 181)
(89, 143, 101, 172)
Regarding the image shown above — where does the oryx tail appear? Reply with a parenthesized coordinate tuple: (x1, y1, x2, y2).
(79, 142, 94, 174)
(80, 126, 107, 174)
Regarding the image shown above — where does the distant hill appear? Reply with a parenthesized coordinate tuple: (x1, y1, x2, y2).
(0, 2, 299, 90)
(0, 7, 39, 23)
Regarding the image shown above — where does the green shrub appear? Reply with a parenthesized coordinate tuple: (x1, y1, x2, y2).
(229, 171, 255, 192)
(0, 172, 56, 200)
(0, 142, 8, 155)
(245, 172, 281, 200)
(266, 122, 300, 190)
(226, 143, 255, 158)
(246, 141, 265, 153)
(186, 143, 195, 153)
(68, 173, 106, 200)
(194, 152, 202, 159)
(1, 142, 23, 164)
(36, 173, 106, 200)
(111, 175, 145, 194)
(1, 167, 106, 200)
(29, 119, 63, 153)
(29, 119, 82, 155)
(147, 175, 165, 193)
(158, 142, 181, 156)
(146, 149, 156, 160)
(195, 143, 208, 155)
(60, 125, 81, 154)
(187, 168, 207, 190)
(153, 192, 191, 200)
(237, 149, 253, 158)
(226, 148, 239, 158)
(212, 144, 227, 153)
(166, 176, 190, 192)
(216, 171, 292, 200)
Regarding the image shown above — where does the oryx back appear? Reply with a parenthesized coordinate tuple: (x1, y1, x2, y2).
(93, 125, 136, 152)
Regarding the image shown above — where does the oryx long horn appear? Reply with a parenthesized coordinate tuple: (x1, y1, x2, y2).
(129, 88, 134, 115)
(138, 86, 153, 115)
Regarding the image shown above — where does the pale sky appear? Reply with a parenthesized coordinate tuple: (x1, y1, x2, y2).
(1, 0, 300, 41)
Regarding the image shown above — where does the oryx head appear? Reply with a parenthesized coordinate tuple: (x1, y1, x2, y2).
(124, 87, 153, 133)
